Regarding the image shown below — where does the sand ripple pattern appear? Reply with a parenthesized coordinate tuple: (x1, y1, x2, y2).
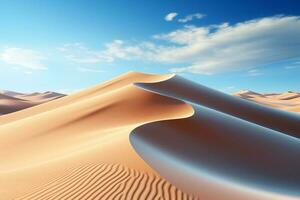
(16, 163, 198, 200)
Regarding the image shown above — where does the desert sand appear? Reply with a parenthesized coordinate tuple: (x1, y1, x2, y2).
(0, 72, 299, 200)
(0, 90, 64, 115)
(235, 90, 300, 113)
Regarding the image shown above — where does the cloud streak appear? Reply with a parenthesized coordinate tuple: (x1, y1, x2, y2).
(178, 13, 205, 23)
(0, 48, 47, 70)
(77, 67, 103, 73)
(59, 15, 300, 75)
(165, 12, 178, 21)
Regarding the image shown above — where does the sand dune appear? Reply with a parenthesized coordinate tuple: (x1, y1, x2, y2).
(1, 72, 299, 200)
(0, 90, 65, 116)
(16, 91, 65, 102)
(0, 93, 35, 115)
(235, 90, 300, 112)
(0, 72, 195, 200)
(135, 76, 300, 138)
(132, 76, 300, 199)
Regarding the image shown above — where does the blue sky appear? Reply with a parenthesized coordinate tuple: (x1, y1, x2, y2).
(0, 0, 300, 94)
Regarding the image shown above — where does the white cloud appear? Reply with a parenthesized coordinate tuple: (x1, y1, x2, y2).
(0, 48, 47, 70)
(222, 85, 236, 93)
(57, 88, 80, 94)
(284, 61, 300, 69)
(165, 12, 178, 21)
(247, 69, 263, 76)
(77, 67, 103, 73)
(58, 43, 113, 63)
(178, 13, 205, 23)
(285, 65, 300, 70)
(59, 40, 160, 64)
(156, 15, 300, 74)
(59, 15, 300, 75)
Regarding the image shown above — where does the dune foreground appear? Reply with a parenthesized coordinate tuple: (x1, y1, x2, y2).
(0, 72, 300, 200)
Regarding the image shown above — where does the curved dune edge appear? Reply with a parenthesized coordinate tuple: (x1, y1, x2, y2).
(130, 75, 300, 200)
(0, 72, 197, 200)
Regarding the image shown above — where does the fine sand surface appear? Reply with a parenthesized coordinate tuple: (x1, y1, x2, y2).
(1, 72, 299, 200)
(235, 90, 300, 113)
(0, 90, 65, 115)
(0, 72, 196, 200)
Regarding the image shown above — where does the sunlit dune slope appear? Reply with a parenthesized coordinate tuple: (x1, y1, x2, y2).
(0, 72, 195, 200)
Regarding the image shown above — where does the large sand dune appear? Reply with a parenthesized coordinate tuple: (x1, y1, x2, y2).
(0, 72, 299, 200)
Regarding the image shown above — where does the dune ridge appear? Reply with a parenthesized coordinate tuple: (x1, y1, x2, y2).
(1, 72, 299, 200)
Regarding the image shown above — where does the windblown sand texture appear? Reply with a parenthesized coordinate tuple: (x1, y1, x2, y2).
(0, 72, 299, 200)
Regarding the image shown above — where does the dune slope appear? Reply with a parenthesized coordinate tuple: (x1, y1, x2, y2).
(1, 72, 299, 200)
(0, 72, 196, 200)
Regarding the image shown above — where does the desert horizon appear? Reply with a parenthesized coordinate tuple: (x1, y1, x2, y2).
(1, 73, 300, 116)
(1, 1, 300, 199)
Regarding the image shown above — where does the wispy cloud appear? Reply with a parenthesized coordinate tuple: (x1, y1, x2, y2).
(178, 13, 205, 23)
(0, 48, 47, 70)
(247, 69, 263, 76)
(58, 43, 113, 63)
(59, 40, 158, 64)
(284, 61, 300, 69)
(222, 85, 236, 93)
(57, 88, 80, 94)
(59, 15, 300, 75)
(165, 12, 178, 21)
(77, 67, 103, 73)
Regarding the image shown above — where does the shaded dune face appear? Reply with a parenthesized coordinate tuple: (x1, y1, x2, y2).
(135, 76, 300, 138)
(0, 91, 65, 116)
(131, 106, 300, 200)
(131, 76, 300, 200)
(0, 94, 36, 115)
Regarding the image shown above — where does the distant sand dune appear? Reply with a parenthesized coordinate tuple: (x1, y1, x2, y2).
(0, 90, 64, 116)
(235, 90, 300, 112)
